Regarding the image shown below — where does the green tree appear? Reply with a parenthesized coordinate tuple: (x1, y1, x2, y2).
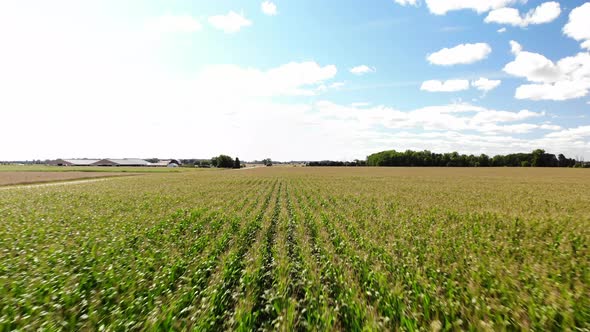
(233, 157, 241, 169)
(215, 155, 234, 168)
(558, 154, 567, 167)
(531, 149, 545, 167)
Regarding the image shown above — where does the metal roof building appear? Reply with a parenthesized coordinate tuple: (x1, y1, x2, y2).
(48, 159, 101, 166)
(94, 159, 150, 167)
(48, 158, 151, 167)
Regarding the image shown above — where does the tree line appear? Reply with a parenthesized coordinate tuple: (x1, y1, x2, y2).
(366, 149, 583, 167)
(306, 160, 367, 167)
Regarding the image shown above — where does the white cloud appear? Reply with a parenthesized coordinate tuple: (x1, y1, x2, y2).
(330, 82, 346, 88)
(145, 15, 202, 33)
(424, 0, 521, 15)
(472, 78, 501, 92)
(504, 42, 590, 100)
(427, 43, 492, 66)
(208, 11, 252, 33)
(421, 79, 470, 92)
(197, 61, 338, 97)
(510, 40, 523, 55)
(563, 3, 590, 50)
(350, 65, 376, 75)
(486, 8, 523, 26)
(313, 101, 548, 135)
(524, 2, 561, 24)
(485, 2, 561, 27)
(515, 81, 590, 101)
(546, 126, 590, 140)
(394, 0, 419, 6)
(498, 27, 507, 33)
(261, 1, 278, 16)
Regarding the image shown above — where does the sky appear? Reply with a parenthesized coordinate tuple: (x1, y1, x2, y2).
(1, 0, 589, 161)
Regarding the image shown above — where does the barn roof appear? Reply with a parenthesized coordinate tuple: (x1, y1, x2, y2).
(106, 158, 149, 166)
(63, 159, 101, 166)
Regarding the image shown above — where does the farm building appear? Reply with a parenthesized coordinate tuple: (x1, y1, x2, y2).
(148, 160, 181, 167)
(47, 159, 101, 166)
(47, 158, 181, 167)
(93, 159, 150, 167)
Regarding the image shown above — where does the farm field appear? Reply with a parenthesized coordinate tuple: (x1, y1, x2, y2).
(0, 167, 588, 331)
(0, 165, 185, 173)
(0, 171, 133, 187)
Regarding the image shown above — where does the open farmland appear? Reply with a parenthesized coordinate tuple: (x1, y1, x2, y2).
(0, 165, 184, 173)
(0, 167, 588, 331)
(0, 172, 132, 187)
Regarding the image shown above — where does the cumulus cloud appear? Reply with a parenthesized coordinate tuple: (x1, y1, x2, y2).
(514, 81, 590, 101)
(261, 1, 278, 16)
(563, 3, 590, 50)
(197, 61, 338, 97)
(350, 65, 376, 75)
(313, 101, 549, 135)
(145, 15, 202, 33)
(504, 41, 590, 100)
(421, 79, 470, 92)
(424, 0, 522, 15)
(208, 11, 252, 33)
(546, 125, 590, 140)
(427, 43, 492, 66)
(472, 78, 502, 92)
(485, 2, 561, 27)
(510, 40, 523, 55)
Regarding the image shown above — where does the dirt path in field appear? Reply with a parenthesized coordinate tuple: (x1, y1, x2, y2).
(0, 171, 137, 187)
(0, 177, 126, 191)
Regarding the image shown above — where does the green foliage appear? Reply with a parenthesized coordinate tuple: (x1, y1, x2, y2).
(367, 149, 575, 167)
(0, 168, 588, 330)
(213, 155, 234, 168)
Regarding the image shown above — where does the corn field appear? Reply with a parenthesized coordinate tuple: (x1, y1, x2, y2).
(0, 167, 588, 331)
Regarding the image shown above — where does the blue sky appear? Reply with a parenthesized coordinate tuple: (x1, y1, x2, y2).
(1, 0, 589, 161)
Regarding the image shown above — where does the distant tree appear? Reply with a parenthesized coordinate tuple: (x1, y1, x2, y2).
(199, 160, 211, 168)
(365, 149, 573, 168)
(558, 154, 570, 167)
(531, 149, 545, 167)
(262, 158, 273, 166)
(521, 161, 531, 167)
(215, 155, 234, 168)
(479, 154, 490, 167)
(211, 157, 218, 167)
(234, 157, 241, 169)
